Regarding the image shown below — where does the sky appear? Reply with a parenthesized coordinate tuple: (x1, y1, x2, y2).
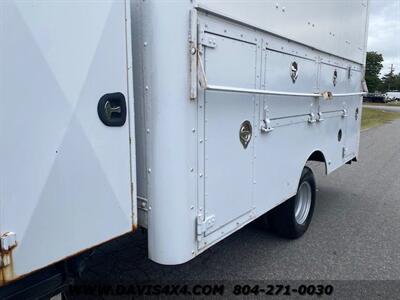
(367, 0, 400, 76)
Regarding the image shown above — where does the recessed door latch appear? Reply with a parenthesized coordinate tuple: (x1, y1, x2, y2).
(291, 61, 299, 83)
(333, 69, 338, 86)
(98, 92, 127, 127)
(239, 121, 252, 148)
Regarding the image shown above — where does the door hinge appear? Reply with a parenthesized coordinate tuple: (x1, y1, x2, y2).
(1, 232, 17, 252)
(342, 147, 348, 158)
(317, 112, 324, 122)
(260, 119, 274, 133)
(189, 9, 198, 100)
(1, 232, 17, 268)
(260, 105, 274, 133)
(308, 113, 317, 123)
(200, 36, 217, 48)
(196, 215, 216, 241)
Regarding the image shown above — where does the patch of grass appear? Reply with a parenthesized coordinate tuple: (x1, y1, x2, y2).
(361, 108, 400, 130)
(364, 101, 400, 106)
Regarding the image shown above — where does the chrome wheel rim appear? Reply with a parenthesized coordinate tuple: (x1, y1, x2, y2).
(294, 181, 312, 225)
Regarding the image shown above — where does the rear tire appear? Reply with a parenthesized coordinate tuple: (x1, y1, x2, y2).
(268, 166, 316, 239)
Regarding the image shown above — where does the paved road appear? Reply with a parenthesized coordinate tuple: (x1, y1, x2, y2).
(75, 120, 400, 282)
(364, 104, 400, 112)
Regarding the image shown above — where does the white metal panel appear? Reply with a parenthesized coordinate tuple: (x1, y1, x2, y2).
(264, 49, 318, 119)
(0, 0, 135, 284)
(129, 1, 368, 265)
(254, 42, 320, 215)
(344, 69, 363, 160)
(202, 34, 257, 239)
(318, 57, 363, 161)
(196, 0, 369, 64)
(131, 0, 199, 265)
(318, 63, 350, 118)
(195, 11, 365, 253)
(344, 95, 363, 160)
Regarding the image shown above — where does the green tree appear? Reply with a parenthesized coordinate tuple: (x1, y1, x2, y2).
(380, 68, 400, 92)
(394, 73, 400, 91)
(365, 51, 383, 93)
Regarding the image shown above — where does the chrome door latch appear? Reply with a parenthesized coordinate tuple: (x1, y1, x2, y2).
(239, 121, 253, 149)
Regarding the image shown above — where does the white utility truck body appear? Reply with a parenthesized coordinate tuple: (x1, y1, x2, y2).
(1, 0, 369, 288)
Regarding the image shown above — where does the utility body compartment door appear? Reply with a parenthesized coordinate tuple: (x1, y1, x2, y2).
(199, 33, 258, 247)
(0, 0, 135, 284)
(318, 61, 362, 161)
